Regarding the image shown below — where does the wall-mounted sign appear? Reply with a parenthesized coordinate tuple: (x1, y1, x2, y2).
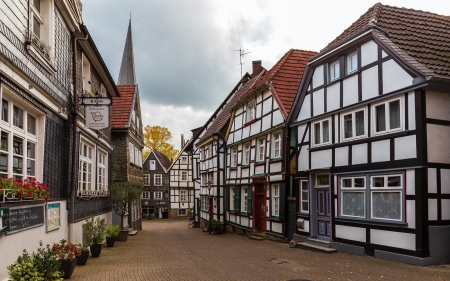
(316, 174, 329, 187)
(46, 203, 60, 232)
(0, 208, 9, 233)
(85, 106, 109, 129)
(8, 205, 44, 234)
(81, 97, 111, 105)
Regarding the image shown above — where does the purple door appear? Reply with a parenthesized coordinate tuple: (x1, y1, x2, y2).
(317, 190, 331, 237)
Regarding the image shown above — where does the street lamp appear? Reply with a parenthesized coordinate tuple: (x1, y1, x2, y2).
(207, 180, 212, 235)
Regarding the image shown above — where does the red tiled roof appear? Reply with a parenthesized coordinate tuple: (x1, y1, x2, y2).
(111, 85, 135, 128)
(315, 3, 450, 79)
(153, 149, 172, 171)
(233, 49, 317, 118)
(198, 71, 266, 144)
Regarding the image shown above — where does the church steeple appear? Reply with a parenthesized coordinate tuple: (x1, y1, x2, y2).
(117, 19, 136, 85)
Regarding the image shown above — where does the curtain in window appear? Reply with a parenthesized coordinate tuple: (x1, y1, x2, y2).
(344, 114, 353, 138)
(322, 120, 329, 143)
(376, 105, 386, 132)
(389, 100, 400, 129)
(314, 123, 321, 144)
(342, 192, 365, 217)
(355, 111, 364, 136)
(372, 192, 401, 220)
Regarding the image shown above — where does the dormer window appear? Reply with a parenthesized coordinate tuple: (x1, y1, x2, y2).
(347, 51, 358, 73)
(329, 60, 340, 81)
(245, 101, 256, 123)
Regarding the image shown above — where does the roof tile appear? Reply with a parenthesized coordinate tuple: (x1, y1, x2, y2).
(111, 85, 135, 128)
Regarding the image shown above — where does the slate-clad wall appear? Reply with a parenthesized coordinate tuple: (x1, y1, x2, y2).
(112, 132, 128, 181)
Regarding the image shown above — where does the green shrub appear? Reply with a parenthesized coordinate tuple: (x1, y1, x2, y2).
(106, 224, 121, 238)
(209, 219, 224, 234)
(83, 215, 107, 245)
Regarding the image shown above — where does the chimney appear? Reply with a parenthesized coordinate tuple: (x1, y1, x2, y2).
(252, 60, 263, 77)
(181, 134, 184, 149)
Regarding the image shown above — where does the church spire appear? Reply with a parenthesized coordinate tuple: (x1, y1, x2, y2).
(117, 19, 136, 85)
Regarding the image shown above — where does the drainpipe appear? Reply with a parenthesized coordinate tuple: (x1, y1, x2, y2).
(68, 33, 89, 243)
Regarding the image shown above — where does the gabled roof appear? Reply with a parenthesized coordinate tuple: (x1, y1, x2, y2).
(117, 20, 136, 86)
(168, 137, 193, 170)
(153, 149, 172, 172)
(111, 85, 136, 128)
(235, 49, 317, 118)
(312, 3, 450, 79)
(197, 70, 266, 145)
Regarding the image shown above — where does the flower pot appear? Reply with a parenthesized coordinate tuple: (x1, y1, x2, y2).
(59, 259, 76, 279)
(116, 230, 129, 241)
(106, 237, 115, 247)
(76, 250, 89, 265)
(90, 243, 102, 257)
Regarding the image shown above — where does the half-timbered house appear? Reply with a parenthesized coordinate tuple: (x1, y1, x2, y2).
(225, 50, 315, 239)
(142, 149, 171, 218)
(288, 4, 450, 265)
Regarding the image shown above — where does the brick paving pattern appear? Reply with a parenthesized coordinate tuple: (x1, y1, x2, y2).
(70, 219, 450, 281)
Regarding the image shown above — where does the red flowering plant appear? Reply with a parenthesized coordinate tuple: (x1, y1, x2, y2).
(0, 178, 19, 199)
(51, 239, 81, 261)
(16, 178, 50, 200)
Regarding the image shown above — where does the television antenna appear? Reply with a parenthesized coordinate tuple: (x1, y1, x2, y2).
(233, 23, 252, 78)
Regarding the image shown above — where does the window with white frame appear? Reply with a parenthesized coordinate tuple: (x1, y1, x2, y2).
(129, 142, 135, 164)
(339, 174, 403, 222)
(373, 98, 402, 135)
(243, 143, 250, 165)
(241, 186, 248, 213)
(272, 132, 282, 158)
(181, 156, 188, 164)
(229, 187, 235, 211)
(29, 0, 53, 60)
(312, 118, 331, 146)
(245, 101, 256, 123)
(178, 209, 187, 216)
(154, 174, 162, 186)
(154, 191, 162, 200)
(97, 150, 107, 191)
(300, 180, 309, 212)
(78, 140, 93, 194)
(134, 146, 139, 166)
(144, 174, 150, 186)
(150, 160, 155, 170)
(82, 54, 91, 93)
(341, 108, 366, 141)
(347, 51, 358, 73)
(257, 138, 265, 162)
(181, 171, 188, 181)
(231, 147, 237, 167)
(180, 190, 187, 202)
(330, 60, 340, 81)
(201, 196, 208, 211)
(272, 184, 280, 217)
(142, 191, 150, 199)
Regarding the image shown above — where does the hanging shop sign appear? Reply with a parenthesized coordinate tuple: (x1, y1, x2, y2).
(85, 105, 109, 129)
(81, 97, 111, 105)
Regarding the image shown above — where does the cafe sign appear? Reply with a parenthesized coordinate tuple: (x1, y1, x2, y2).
(85, 106, 109, 129)
(316, 174, 329, 187)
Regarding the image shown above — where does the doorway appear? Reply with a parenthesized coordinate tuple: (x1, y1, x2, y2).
(253, 184, 266, 232)
(316, 189, 331, 237)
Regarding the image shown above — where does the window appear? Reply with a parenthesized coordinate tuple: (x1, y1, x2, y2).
(230, 187, 235, 211)
(142, 191, 150, 199)
(312, 118, 331, 146)
(100, 84, 107, 97)
(272, 132, 282, 158)
(241, 186, 250, 213)
(144, 174, 150, 186)
(180, 190, 187, 202)
(178, 209, 187, 216)
(129, 142, 135, 164)
(27, 114, 36, 135)
(181, 156, 188, 164)
(1, 99, 8, 122)
(13, 106, 23, 129)
(341, 108, 366, 141)
(257, 138, 265, 162)
(82, 54, 91, 93)
(150, 160, 156, 170)
(78, 140, 93, 195)
(330, 60, 340, 81)
(373, 98, 402, 135)
(231, 147, 237, 167)
(28, 0, 53, 67)
(243, 143, 250, 165)
(97, 150, 107, 191)
(154, 174, 162, 186)
(181, 171, 188, 181)
(245, 101, 256, 123)
(300, 180, 309, 212)
(205, 147, 209, 159)
(339, 174, 403, 222)
(347, 51, 358, 73)
(201, 196, 208, 211)
(154, 191, 163, 200)
(272, 184, 280, 217)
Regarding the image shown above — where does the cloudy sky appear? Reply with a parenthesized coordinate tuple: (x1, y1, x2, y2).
(82, 0, 449, 150)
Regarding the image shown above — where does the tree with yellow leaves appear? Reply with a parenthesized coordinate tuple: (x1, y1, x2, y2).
(143, 125, 179, 161)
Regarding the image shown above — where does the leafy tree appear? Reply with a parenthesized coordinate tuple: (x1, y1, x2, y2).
(143, 125, 179, 161)
(110, 182, 143, 230)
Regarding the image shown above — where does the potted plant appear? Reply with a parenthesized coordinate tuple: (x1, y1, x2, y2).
(51, 239, 81, 279)
(8, 241, 63, 280)
(110, 182, 143, 241)
(106, 224, 121, 247)
(82, 215, 107, 257)
(76, 244, 89, 265)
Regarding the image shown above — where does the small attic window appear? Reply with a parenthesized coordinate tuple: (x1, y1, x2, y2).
(347, 51, 358, 74)
(245, 101, 256, 123)
(329, 60, 340, 82)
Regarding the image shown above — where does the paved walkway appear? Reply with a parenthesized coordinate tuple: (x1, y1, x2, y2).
(70, 219, 450, 280)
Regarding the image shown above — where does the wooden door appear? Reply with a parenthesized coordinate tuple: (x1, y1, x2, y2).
(317, 190, 331, 237)
(254, 184, 266, 232)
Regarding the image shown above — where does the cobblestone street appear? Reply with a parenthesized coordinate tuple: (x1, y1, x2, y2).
(70, 219, 450, 281)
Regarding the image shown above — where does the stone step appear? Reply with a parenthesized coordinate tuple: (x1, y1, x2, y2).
(249, 235, 265, 241)
(129, 230, 138, 236)
(307, 237, 332, 248)
(296, 242, 337, 253)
